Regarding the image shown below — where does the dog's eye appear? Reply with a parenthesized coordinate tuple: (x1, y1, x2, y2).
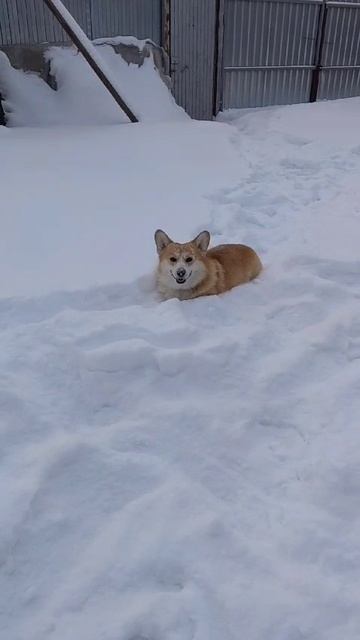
(169, 257, 177, 263)
(185, 257, 193, 263)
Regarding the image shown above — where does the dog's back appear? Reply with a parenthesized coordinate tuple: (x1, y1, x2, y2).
(207, 244, 262, 293)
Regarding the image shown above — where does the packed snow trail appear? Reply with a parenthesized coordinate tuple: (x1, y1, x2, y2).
(1, 99, 360, 640)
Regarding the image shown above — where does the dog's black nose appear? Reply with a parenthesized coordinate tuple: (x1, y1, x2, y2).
(177, 268, 186, 278)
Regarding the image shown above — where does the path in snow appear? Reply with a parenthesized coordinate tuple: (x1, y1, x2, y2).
(2, 100, 360, 640)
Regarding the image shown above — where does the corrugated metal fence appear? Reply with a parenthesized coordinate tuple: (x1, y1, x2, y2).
(0, 0, 161, 45)
(170, 0, 218, 120)
(1, 0, 360, 118)
(318, 0, 360, 100)
(221, 0, 360, 110)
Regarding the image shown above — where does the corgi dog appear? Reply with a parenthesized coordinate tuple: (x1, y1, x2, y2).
(154, 229, 262, 300)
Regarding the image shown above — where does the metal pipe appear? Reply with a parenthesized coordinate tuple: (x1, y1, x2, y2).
(42, 0, 138, 123)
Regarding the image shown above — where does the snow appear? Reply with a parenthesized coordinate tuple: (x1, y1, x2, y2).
(0, 41, 186, 126)
(93, 35, 154, 49)
(2, 96, 360, 640)
(0, 121, 230, 298)
(37, 0, 139, 121)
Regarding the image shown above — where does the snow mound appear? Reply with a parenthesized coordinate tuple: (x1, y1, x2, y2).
(0, 40, 187, 126)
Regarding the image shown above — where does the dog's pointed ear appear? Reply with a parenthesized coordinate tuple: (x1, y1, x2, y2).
(155, 229, 173, 254)
(193, 230, 210, 252)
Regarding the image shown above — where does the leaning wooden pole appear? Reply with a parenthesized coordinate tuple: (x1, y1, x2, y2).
(42, 0, 138, 123)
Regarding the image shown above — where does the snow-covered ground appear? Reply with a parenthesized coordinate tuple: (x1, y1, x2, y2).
(1, 97, 360, 640)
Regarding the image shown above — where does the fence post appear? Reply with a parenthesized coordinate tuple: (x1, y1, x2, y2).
(0, 94, 5, 125)
(213, 0, 225, 116)
(162, 0, 171, 58)
(309, 0, 328, 103)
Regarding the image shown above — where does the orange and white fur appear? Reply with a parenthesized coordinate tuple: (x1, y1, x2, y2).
(155, 229, 262, 300)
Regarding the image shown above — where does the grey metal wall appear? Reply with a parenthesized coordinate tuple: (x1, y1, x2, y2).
(0, 0, 89, 44)
(170, 0, 218, 119)
(221, 0, 360, 110)
(222, 0, 321, 109)
(0, 0, 161, 45)
(90, 0, 161, 40)
(318, 1, 360, 100)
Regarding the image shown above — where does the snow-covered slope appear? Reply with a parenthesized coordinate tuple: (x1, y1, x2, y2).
(1, 98, 360, 640)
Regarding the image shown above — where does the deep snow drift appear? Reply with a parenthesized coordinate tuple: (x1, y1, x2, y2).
(1, 98, 360, 640)
(0, 38, 186, 126)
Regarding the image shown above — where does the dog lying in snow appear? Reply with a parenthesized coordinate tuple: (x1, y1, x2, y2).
(154, 229, 262, 300)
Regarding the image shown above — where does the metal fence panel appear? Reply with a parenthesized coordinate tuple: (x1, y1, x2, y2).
(322, 3, 360, 66)
(319, 67, 360, 98)
(90, 0, 161, 42)
(318, 2, 360, 99)
(0, 0, 91, 44)
(0, 0, 14, 45)
(223, 0, 320, 67)
(222, 0, 321, 109)
(171, 0, 218, 119)
(223, 67, 313, 108)
(0, 0, 161, 46)
(222, 0, 360, 110)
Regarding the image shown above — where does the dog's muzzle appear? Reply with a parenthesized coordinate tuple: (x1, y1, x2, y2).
(171, 269, 192, 285)
(176, 268, 186, 284)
